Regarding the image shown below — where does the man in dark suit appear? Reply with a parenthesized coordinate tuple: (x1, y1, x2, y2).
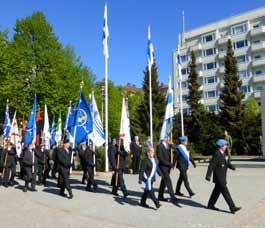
(56, 139, 73, 199)
(156, 138, 180, 206)
(206, 139, 241, 214)
(130, 136, 142, 174)
(110, 138, 129, 197)
(84, 141, 97, 192)
(174, 136, 196, 197)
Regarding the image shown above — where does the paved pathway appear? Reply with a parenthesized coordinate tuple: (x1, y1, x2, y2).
(0, 166, 264, 228)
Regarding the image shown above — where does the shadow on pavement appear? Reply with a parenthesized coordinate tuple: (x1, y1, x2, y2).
(113, 195, 139, 206)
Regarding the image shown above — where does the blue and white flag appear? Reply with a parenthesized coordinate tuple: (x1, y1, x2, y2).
(24, 95, 37, 145)
(49, 117, 56, 146)
(71, 92, 93, 146)
(177, 144, 190, 165)
(177, 46, 183, 80)
(88, 92, 105, 147)
(103, 3, 109, 59)
(160, 78, 174, 140)
(3, 100, 11, 140)
(147, 25, 154, 71)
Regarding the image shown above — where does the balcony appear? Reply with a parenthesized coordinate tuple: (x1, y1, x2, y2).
(218, 51, 226, 59)
(218, 36, 231, 45)
(250, 26, 265, 37)
(251, 41, 265, 52)
(191, 43, 202, 52)
(252, 58, 265, 67)
(219, 66, 225, 74)
(253, 91, 261, 99)
(253, 74, 265, 83)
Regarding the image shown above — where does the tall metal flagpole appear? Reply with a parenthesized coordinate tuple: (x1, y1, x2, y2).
(178, 37, 184, 136)
(148, 25, 154, 147)
(103, 3, 109, 172)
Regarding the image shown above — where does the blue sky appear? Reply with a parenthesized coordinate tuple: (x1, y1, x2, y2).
(0, 1, 264, 87)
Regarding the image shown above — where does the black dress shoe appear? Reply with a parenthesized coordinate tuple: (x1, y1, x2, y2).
(140, 202, 150, 208)
(155, 202, 161, 209)
(68, 193, 74, 199)
(112, 191, 119, 196)
(123, 192, 129, 198)
(23, 187, 27, 192)
(231, 206, 241, 214)
(158, 197, 168, 202)
(60, 192, 67, 197)
(207, 205, 220, 211)
(175, 192, 184, 196)
(189, 192, 195, 198)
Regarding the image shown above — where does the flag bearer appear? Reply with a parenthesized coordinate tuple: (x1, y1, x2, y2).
(110, 138, 129, 197)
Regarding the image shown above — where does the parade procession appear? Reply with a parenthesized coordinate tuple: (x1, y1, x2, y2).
(1, 1, 265, 228)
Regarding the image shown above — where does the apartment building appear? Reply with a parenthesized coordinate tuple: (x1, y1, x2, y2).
(172, 7, 265, 114)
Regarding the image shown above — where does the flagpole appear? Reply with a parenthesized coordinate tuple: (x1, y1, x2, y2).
(149, 66, 153, 146)
(178, 38, 184, 136)
(105, 52, 109, 172)
(103, 3, 109, 172)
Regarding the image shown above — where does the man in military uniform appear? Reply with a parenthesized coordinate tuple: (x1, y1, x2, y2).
(206, 139, 241, 214)
(22, 143, 37, 192)
(130, 135, 142, 174)
(84, 141, 97, 192)
(2, 141, 17, 187)
(174, 136, 196, 197)
(157, 138, 180, 206)
(110, 138, 129, 197)
(56, 139, 73, 199)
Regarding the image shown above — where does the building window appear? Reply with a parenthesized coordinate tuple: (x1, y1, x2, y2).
(231, 23, 247, 36)
(256, 70, 264, 76)
(240, 85, 251, 93)
(239, 70, 250, 78)
(202, 33, 215, 43)
(233, 40, 248, 49)
(182, 95, 188, 101)
(254, 55, 261, 60)
(237, 55, 248, 63)
(203, 48, 216, 57)
(204, 90, 218, 99)
(208, 105, 218, 112)
(253, 40, 261, 44)
(204, 76, 217, 84)
(203, 62, 217, 70)
(183, 108, 189, 114)
(256, 86, 263, 91)
(181, 55, 187, 62)
(181, 68, 187, 75)
(181, 81, 188, 88)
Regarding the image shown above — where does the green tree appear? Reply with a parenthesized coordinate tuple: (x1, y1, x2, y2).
(0, 12, 94, 123)
(186, 51, 204, 144)
(135, 62, 165, 144)
(241, 98, 262, 155)
(219, 39, 245, 154)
